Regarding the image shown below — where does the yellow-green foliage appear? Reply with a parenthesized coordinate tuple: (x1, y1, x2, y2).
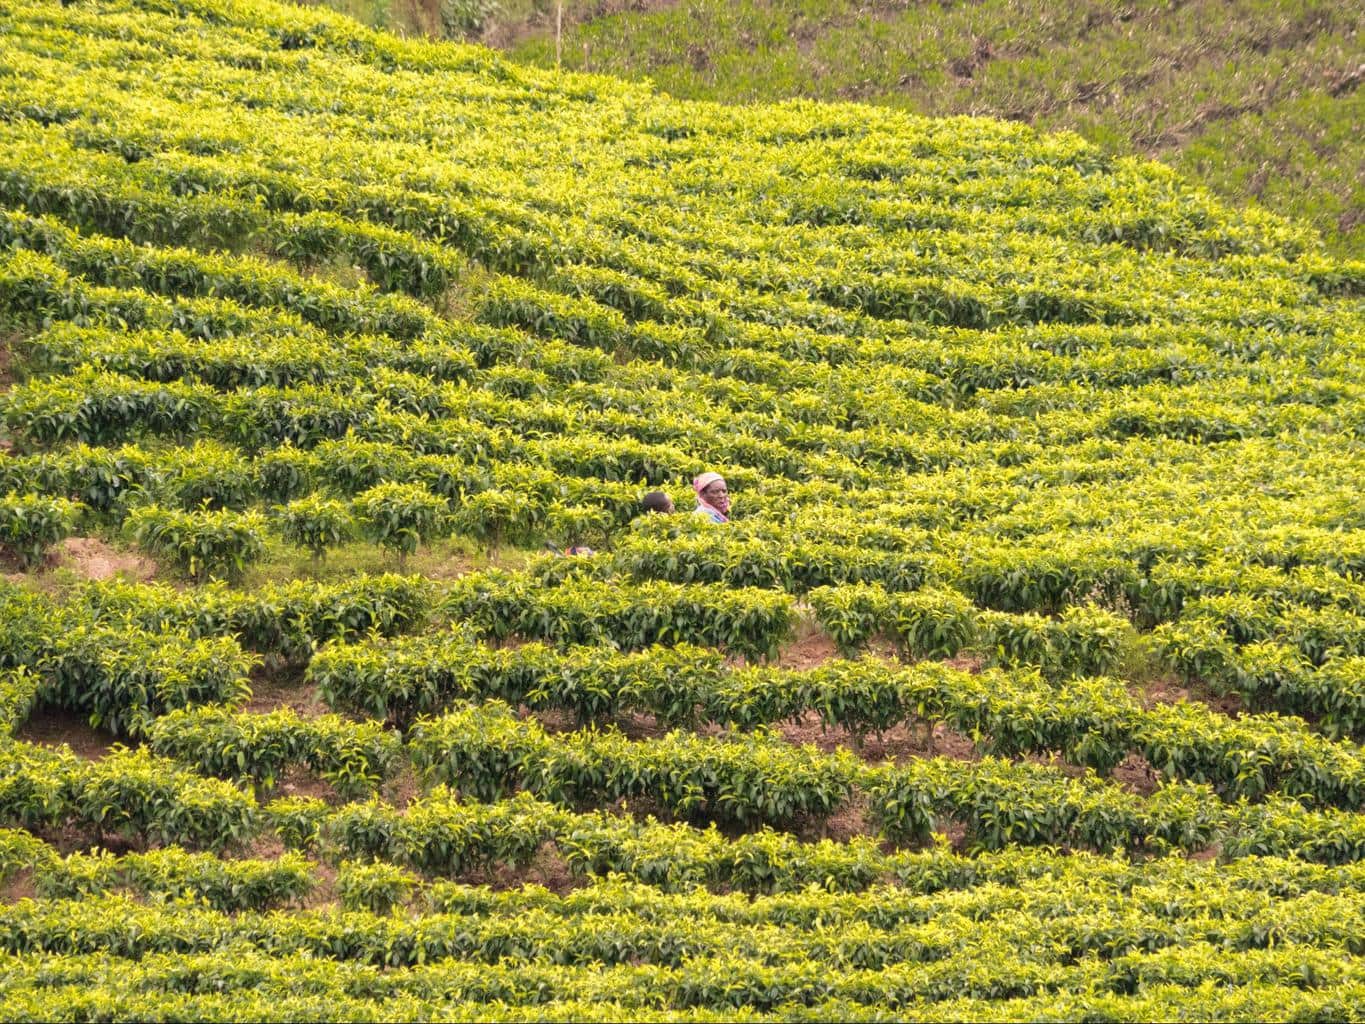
(0, 0, 1363, 1018)
(485, 0, 1365, 256)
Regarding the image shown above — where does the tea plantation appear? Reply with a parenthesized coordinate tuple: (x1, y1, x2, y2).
(317, 0, 1365, 257)
(1, 0, 1365, 1018)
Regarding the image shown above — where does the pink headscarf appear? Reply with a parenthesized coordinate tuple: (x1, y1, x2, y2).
(693, 472, 730, 522)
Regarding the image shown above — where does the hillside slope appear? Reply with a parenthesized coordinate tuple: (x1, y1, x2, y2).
(2, 0, 1365, 1019)
(316, 0, 1364, 256)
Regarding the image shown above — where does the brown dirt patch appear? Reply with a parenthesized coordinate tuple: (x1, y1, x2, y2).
(776, 710, 978, 765)
(53, 537, 156, 583)
(274, 764, 337, 804)
(246, 833, 287, 861)
(538, 708, 726, 745)
(530, 707, 578, 734)
(948, 36, 997, 81)
(0, 868, 36, 904)
(819, 796, 873, 843)
(1022, 751, 1089, 779)
(1139, 675, 1244, 717)
(1140, 675, 1190, 706)
(858, 637, 902, 662)
(0, 333, 14, 390)
(384, 763, 422, 808)
(614, 711, 668, 741)
(301, 859, 338, 911)
(1206, 692, 1244, 716)
(486, 842, 581, 895)
(936, 821, 969, 853)
(244, 665, 327, 718)
(776, 628, 840, 671)
(1111, 752, 1158, 796)
(775, 710, 837, 751)
(924, 722, 979, 762)
(15, 707, 116, 760)
(942, 652, 986, 674)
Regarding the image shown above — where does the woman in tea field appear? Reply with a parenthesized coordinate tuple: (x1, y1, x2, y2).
(692, 473, 731, 524)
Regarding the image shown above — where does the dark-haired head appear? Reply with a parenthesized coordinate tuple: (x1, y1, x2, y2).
(642, 491, 675, 514)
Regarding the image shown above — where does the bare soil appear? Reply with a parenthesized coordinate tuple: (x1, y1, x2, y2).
(614, 710, 669, 741)
(937, 821, 969, 852)
(52, 536, 157, 583)
(383, 763, 423, 809)
(274, 764, 338, 804)
(1012, 752, 1085, 783)
(0, 869, 36, 904)
(301, 859, 339, 911)
(246, 833, 287, 861)
(486, 842, 581, 895)
(1111, 752, 1159, 797)
(15, 707, 116, 760)
(777, 710, 978, 766)
(530, 707, 578, 734)
(865, 636, 903, 661)
(942, 652, 986, 674)
(1139, 674, 1245, 717)
(776, 628, 839, 671)
(820, 795, 872, 843)
(244, 665, 327, 718)
(924, 722, 979, 762)
(0, 333, 13, 390)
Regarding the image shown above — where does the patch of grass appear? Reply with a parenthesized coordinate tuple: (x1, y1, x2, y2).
(240, 533, 535, 588)
(294, 0, 398, 32)
(1113, 630, 1167, 693)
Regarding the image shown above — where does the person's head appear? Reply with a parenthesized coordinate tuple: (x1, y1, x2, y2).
(642, 491, 675, 514)
(693, 472, 730, 515)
